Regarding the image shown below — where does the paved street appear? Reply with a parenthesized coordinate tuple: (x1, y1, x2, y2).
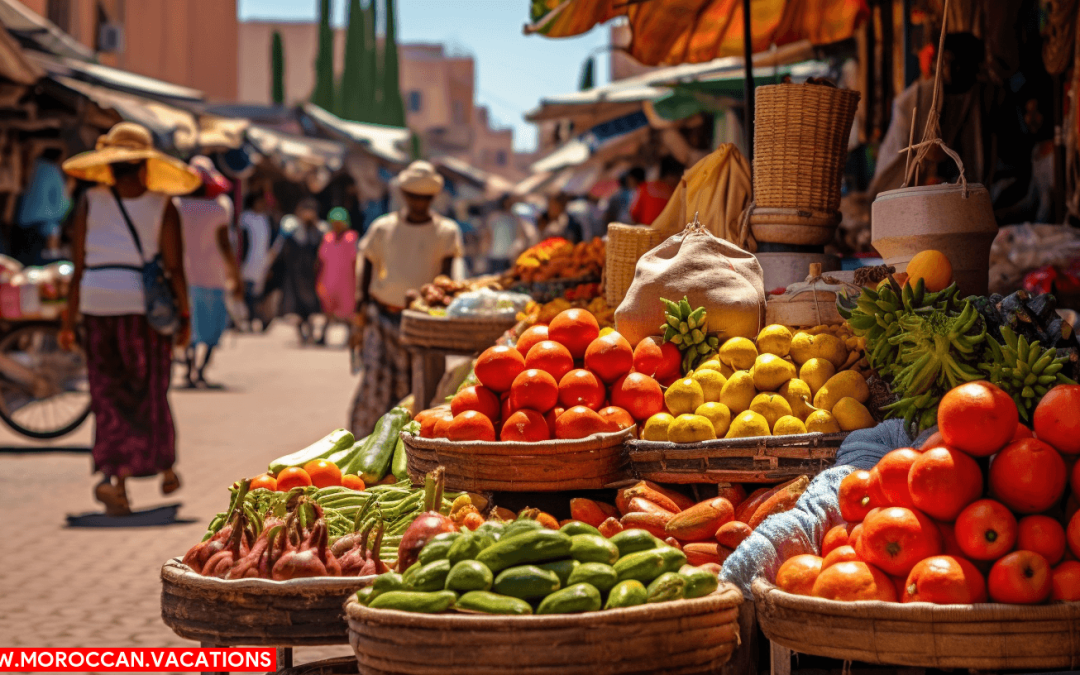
(0, 323, 361, 668)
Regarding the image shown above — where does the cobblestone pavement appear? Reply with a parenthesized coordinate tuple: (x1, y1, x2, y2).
(0, 324, 361, 670)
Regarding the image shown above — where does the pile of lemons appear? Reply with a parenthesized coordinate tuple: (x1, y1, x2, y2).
(642, 324, 876, 443)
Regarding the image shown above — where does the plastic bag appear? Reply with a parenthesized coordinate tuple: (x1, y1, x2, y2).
(446, 288, 532, 319)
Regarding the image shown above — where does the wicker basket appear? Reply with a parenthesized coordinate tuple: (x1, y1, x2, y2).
(625, 432, 845, 484)
(605, 224, 661, 309)
(160, 559, 373, 646)
(403, 427, 633, 492)
(399, 310, 517, 353)
(753, 578, 1080, 670)
(346, 585, 743, 675)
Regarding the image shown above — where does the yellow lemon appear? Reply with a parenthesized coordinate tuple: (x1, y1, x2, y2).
(757, 324, 793, 358)
(719, 362, 736, 378)
(665, 378, 705, 416)
(799, 358, 836, 397)
(833, 397, 875, 431)
(789, 332, 848, 369)
(749, 392, 792, 429)
(778, 378, 815, 420)
(773, 415, 808, 436)
(718, 337, 757, 370)
(805, 409, 841, 434)
(719, 370, 756, 414)
(599, 326, 616, 337)
(692, 368, 727, 402)
(813, 370, 870, 412)
(725, 410, 772, 438)
(752, 353, 796, 392)
(669, 414, 717, 443)
(695, 402, 732, 437)
(642, 413, 675, 441)
(695, 358, 724, 374)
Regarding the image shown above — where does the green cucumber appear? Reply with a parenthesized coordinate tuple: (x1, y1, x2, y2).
(344, 407, 411, 482)
(456, 591, 533, 615)
(445, 560, 493, 592)
(613, 549, 668, 584)
(559, 521, 602, 537)
(657, 546, 688, 574)
(536, 583, 602, 615)
(609, 529, 662, 557)
(370, 572, 405, 601)
(501, 519, 545, 540)
(569, 534, 619, 565)
(400, 561, 422, 587)
(681, 567, 719, 599)
(492, 565, 561, 600)
(604, 580, 648, 609)
(368, 590, 457, 613)
(390, 437, 409, 481)
(268, 429, 354, 475)
(476, 530, 573, 574)
(447, 533, 495, 565)
(328, 436, 368, 467)
(646, 572, 686, 603)
(417, 533, 461, 565)
(355, 586, 375, 605)
(406, 559, 451, 592)
(567, 562, 618, 593)
(536, 559, 580, 586)
(475, 521, 505, 539)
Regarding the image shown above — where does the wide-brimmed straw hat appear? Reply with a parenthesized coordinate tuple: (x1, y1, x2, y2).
(397, 160, 444, 196)
(62, 122, 201, 195)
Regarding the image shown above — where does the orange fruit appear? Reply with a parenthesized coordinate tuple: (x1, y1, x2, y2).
(633, 337, 682, 380)
(855, 506, 942, 577)
(555, 405, 616, 440)
(874, 448, 920, 509)
(775, 554, 823, 596)
(500, 393, 512, 422)
(987, 550, 1052, 604)
(987, 438, 1067, 514)
(548, 308, 600, 359)
(303, 459, 343, 488)
(544, 407, 565, 437)
(525, 340, 575, 383)
(516, 324, 549, 358)
(811, 560, 897, 602)
(583, 332, 634, 383)
(276, 466, 312, 491)
(598, 405, 635, 431)
(413, 408, 442, 426)
(558, 369, 606, 410)
(509, 369, 559, 413)
(838, 470, 881, 522)
(431, 411, 456, 438)
(1051, 560, 1080, 601)
(250, 473, 277, 491)
(821, 523, 855, 556)
(954, 499, 1017, 561)
(474, 345, 526, 393)
(1018, 515, 1067, 566)
(822, 545, 859, 569)
(342, 474, 366, 491)
(848, 522, 864, 549)
(501, 409, 550, 442)
(1068, 511, 1080, 560)
(1034, 384, 1080, 454)
(421, 409, 453, 438)
(902, 555, 986, 604)
(937, 381, 1018, 457)
(1013, 423, 1033, 441)
(446, 410, 496, 442)
(451, 385, 501, 421)
(908, 445, 983, 522)
(609, 372, 665, 421)
(905, 249, 953, 292)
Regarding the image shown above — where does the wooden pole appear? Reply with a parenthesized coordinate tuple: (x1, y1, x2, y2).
(742, 0, 755, 161)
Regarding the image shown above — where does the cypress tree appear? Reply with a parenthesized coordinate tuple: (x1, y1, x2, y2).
(311, 0, 336, 110)
(364, 0, 379, 123)
(271, 31, 285, 104)
(579, 56, 595, 91)
(381, 0, 406, 127)
(340, 0, 366, 120)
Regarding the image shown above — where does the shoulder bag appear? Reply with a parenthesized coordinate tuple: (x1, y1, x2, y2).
(109, 187, 179, 335)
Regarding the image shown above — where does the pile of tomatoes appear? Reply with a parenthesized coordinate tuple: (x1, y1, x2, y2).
(776, 381, 1080, 605)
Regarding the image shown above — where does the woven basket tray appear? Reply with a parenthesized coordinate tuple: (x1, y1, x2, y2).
(160, 559, 374, 646)
(346, 585, 743, 675)
(753, 578, 1080, 670)
(605, 224, 661, 309)
(399, 310, 517, 353)
(403, 427, 633, 492)
(508, 274, 600, 304)
(625, 432, 845, 484)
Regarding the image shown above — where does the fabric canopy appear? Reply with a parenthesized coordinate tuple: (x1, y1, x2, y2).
(528, 0, 867, 66)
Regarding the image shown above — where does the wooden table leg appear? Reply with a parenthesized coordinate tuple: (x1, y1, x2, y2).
(411, 349, 446, 411)
(276, 647, 293, 671)
(770, 641, 792, 675)
(199, 641, 227, 675)
(720, 601, 758, 675)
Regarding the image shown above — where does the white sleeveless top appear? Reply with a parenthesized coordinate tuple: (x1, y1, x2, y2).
(81, 185, 168, 316)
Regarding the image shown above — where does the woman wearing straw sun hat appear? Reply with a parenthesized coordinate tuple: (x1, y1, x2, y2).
(60, 122, 199, 516)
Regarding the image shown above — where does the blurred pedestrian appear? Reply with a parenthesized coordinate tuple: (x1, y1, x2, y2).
(239, 191, 273, 329)
(279, 198, 325, 344)
(605, 167, 644, 224)
(315, 207, 358, 345)
(177, 156, 242, 388)
(537, 193, 583, 242)
(59, 122, 197, 515)
(486, 194, 519, 273)
(631, 157, 683, 225)
(350, 161, 462, 436)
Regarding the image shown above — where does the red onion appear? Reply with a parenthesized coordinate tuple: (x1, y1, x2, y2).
(397, 468, 457, 571)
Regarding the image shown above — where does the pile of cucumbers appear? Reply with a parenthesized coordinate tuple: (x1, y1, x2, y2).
(356, 518, 719, 615)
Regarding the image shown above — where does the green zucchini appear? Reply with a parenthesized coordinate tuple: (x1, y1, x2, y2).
(492, 565, 561, 600)
(406, 559, 452, 592)
(559, 521, 602, 537)
(604, 580, 647, 609)
(476, 530, 573, 574)
(268, 429, 354, 475)
(343, 408, 411, 482)
(391, 437, 409, 481)
(646, 572, 686, 603)
(569, 534, 619, 565)
(609, 529, 662, 557)
(328, 436, 367, 467)
(456, 591, 532, 615)
(536, 583, 601, 615)
(681, 567, 719, 599)
(445, 560, 493, 592)
(370, 573, 405, 601)
(368, 590, 457, 613)
(567, 562, 618, 593)
(536, 559, 580, 586)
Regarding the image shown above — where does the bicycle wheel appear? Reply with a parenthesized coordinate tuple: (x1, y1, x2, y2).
(0, 323, 92, 439)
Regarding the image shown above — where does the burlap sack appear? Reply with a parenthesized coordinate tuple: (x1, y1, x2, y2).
(615, 219, 766, 346)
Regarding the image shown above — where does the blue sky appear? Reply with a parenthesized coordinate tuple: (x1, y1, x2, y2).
(237, 0, 611, 151)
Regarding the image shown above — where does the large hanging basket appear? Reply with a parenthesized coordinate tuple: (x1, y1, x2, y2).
(346, 585, 744, 675)
(604, 224, 661, 309)
(160, 559, 373, 646)
(753, 578, 1080, 670)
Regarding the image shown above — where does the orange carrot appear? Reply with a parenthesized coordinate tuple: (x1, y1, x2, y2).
(715, 521, 753, 548)
(642, 481, 695, 511)
(535, 511, 560, 530)
(683, 542, 732, 566)
(716, 484, 748, 509)
(623, 485, 682, 513)
(620, 511, 675, 538)
(665, 497, 735, 542)
(663, 537, 683, 551)
(570, 498, 611, 527)
(598, 517, 624, 538)
(747, 475, 811, 530)
(733, 487, 773, 523)
(623, 496, 676, 517)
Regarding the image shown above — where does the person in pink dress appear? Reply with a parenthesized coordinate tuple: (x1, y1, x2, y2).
(315, 207, 358, 345)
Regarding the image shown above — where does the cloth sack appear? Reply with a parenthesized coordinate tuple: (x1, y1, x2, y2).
(615, 219, 766, 346)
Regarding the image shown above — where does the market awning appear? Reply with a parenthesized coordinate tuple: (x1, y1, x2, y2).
(301, 103, 411, 164)
(0, 0, 94, 61)
(246, 125, 346, 191)
(526, 0, 866, 66)
(0, 20, 43, 85)
(28, 51, 204, 103)
(434, 155, 515, 199)
(531, 110, 650, 173)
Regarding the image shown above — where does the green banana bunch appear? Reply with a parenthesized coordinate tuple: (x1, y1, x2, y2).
(660, 296, 720, 375)
(979, 324, 1077, 420)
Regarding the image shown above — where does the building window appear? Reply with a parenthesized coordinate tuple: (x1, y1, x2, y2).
(407, 91, 422, 113)
(495, 150, 508, 166)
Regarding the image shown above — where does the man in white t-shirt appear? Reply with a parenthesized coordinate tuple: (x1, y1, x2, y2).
(239, 191, 273, 327)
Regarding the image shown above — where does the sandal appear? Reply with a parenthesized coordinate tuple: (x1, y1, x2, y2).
(161, 469, 182, 495)
(94, 479, 131, 516)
